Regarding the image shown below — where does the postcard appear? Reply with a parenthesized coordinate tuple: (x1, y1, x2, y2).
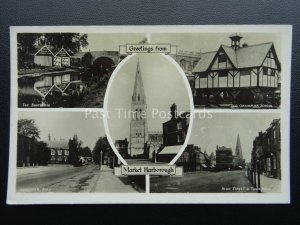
(7, 25, 291, 204)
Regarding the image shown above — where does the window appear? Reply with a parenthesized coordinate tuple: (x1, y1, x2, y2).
(240, 69, 251, 76)
(263, 67, 268, 75)
(58, 157, 62, 162)
(199, 73, 208, 78)
(54, 76, 61, 84)
(58, 150, 62, 155)
(177, 122, 183, 130)
(273, 156, 277, 169)
(193, 60, 199, 68)
(267, 51, 274, 59)
(177, 134, 183, 143)
(218, 70, 228, 77)
(270, 69, 276, 76)
(180, 59, 186, 70)
(51, 149, 55, 155)
(218, 53, 227, 63)
(62, 74, 70, 83)
(64, 150, 69, 156)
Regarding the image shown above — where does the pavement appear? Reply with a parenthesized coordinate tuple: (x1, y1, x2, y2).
(150, 170, 256, 193)
(16, 164, 140, 193)
(91, 165, 138, 193)
(259, 174, 281, 193)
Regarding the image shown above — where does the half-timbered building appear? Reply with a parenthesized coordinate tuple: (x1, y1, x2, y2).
(192, 34, 281, 107)
(54, 48, 71, 67)
(34, 45, 54, 67)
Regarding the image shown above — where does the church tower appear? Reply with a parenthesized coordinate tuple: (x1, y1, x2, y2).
(235, 134, 243, 159)
(129, 57, 148, 157)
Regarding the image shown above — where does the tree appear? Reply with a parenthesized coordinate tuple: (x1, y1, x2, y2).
(43, 33, 88, 55)
(18, 119, 40, 138)
(81, 52, 93, 68)
(68, 134, 82, 166)
(36, 141, 51, 165)
(17, 33, 40, 68)
(17, 33, 88, 68)
(92, 136, 112, 164)
(82, 146, 92, 157)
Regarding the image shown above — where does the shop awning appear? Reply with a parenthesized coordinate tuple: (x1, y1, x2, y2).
(158, 145, 182, 155)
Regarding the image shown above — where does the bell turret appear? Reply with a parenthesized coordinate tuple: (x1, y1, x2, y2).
(229, 33, 243, 50)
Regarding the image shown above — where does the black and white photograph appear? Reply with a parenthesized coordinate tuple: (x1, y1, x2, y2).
(105, 53, 193, 165)
(17, 32, 147, 108)
(8, 25, 291, 204)
(152, 32, 282, 109)
(151, 112, 282, 193)
(16, 111, 145, 193)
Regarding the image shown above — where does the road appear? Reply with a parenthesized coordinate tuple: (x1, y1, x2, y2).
(150, 170, 256, 193)
(17, 164, 139, 193)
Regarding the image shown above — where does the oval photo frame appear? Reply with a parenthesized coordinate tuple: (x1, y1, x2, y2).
(103, 53, 194, 166)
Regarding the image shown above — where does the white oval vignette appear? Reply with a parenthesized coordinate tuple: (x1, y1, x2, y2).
(103, 53, 194, 166)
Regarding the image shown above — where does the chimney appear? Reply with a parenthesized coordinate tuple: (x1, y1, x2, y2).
(48, 134, 51, 141)
(170, 103, 177, 120)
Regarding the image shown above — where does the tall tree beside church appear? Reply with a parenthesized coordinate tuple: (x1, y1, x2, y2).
(18, 119, 40, 138)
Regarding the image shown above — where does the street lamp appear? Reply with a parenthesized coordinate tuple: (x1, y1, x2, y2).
(150, 142, 159, 163)
(100, 150, 103, 171)
(257, 159, 261, 193)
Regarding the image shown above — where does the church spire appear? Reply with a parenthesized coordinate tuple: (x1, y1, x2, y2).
(235, 134, 243, 158)
(132, 56, 146, 104)
(130, 55, 148, 157)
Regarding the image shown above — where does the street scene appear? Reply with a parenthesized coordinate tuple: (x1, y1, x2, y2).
(16, 111, 145, 193)
(151, 170, 255, 193)
(17, 164, 139, 193)
(151, 112, 281, 193)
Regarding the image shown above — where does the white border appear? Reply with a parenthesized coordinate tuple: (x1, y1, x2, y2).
(7, 25, 292, 204)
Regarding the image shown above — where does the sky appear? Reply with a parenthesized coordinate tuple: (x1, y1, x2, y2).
(189, 112, 280, 163)
(106, 53, 191, 141)
(85, 33, 147, 52)
(85, 32, 281, 59)
(150, 33, 282, 59)
(18, 111, 105, 150)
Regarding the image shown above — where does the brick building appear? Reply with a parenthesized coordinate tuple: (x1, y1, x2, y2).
(251, 119, 281, 179)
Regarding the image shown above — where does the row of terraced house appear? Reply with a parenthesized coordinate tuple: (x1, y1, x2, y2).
(251, 119, 281, 179)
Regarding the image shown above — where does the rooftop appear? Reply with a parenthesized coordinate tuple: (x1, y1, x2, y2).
(193, 41, 279, 73)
